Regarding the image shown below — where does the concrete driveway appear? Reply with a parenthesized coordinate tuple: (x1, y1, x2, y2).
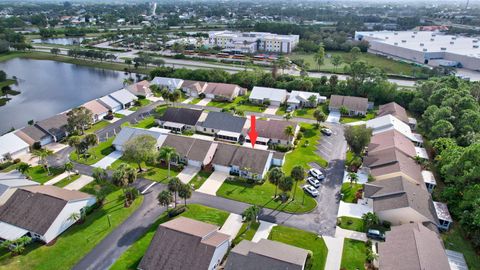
(177, 165, 200, 184)
(196, 98, 211, 106)
(219, 213, 243, 241)
(93, 151, 122, 169)
(264, 105, 279, 115)
(196, 171, 229, 195)
(326, 111, 341, 123)
(64, 175, 94, 190)
(337, 201, 372, 218)
(182, 97, 194, 104)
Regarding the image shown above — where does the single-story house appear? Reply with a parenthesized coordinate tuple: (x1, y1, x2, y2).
(212, 142, 273, 180)
(329, 95, 368, 116)
(82, 100, 109, 123)
(245, 119, 299, 147)
(98, 95, 123, 112)
(287, 91, 326, 109)
(138, 217, 230, 270)
(109, 89, 138, 109)
(34, 113, 69, 143)
(161, 134, 217, 168)
(249, 86, 287, 106)
(15, 125, 51, 147)
(364, 148, 424, 186)
(196, 112, 247, 143)
(181, 80, 208, 97)
(203, 83, 244, 101)
(0, 185, 96, 244)
(156, 107, 204, 133)
(151, 77, 184, 92)
(377, 102, 409, 124)
(113, 127, 168, 152)
(366, 115, 423, 147)
(367, 129, 417, 158)
(126, 80, 152, 97)
(225, 239, 309, 270)
(0, 171, 39, 205)
(0, 132, 30, 162)
(378, 223, 451, 270)
(363, 176, 439, 227)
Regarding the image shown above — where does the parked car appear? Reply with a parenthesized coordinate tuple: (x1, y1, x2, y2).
(309, 168, 325, 180)
(367, 229, 385, 241)
(307, 176, 321, 188)
(303, 185, 319, 197)
(321, 128, 332, 136)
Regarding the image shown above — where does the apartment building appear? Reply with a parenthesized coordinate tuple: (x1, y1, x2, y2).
(208, 31, 299, 54)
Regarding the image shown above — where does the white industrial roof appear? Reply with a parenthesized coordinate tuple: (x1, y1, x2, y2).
(367, 115, 417, 142)
(446, 249, 469, 270)
(433, 201, 453, 222)
(163, 122, 185, 129)
(113, 127, 167, 148)
(0, 132, 29, 157)
(217, 130, 241, 139)
(151, 77, 184, 89)
(287, 91, 324, 104)
(421, 170, 437, 185)
(250, 86, 287, 103)
(109, 89, 138, 105)
(356, 31, 480, 58)
(0, 222, 29, 240)
(98, 95, 122, 109)
(415, 147, 429, 160)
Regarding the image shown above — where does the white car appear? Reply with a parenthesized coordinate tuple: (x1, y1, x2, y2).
(303, 185, 319, 197)
(307, 176, 321, 188)
(309, 168, 325, 180)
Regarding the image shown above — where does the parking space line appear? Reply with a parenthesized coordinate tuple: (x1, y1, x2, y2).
(322, 139, 333, 146)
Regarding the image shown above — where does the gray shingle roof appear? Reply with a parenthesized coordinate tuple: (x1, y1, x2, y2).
(17, 125, 50, 143)
(158, 107, 203, 126)
(35, 113, 68, 139)
(199, 112, 246, 133)
(329, 95, 368, 112)
(161, 134, 214, 163)
(252, 119, 298, 141)
(212, 143, 271, 175)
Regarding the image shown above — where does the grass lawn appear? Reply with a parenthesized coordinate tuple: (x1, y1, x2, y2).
(0, 162, 18, 172)
(290, 51, 416, 76)
(207, 95, 265, 113)
(337, 216, 365, 232)
(341, 183, 363, 203)
(53, 174, 81, 188)
(129, 99, 151, 111)
(340, 239, 367, 270)
(26, 166, 64, 184)
(70, 137, 115, 165)
(284, 123, 328, 173)
(109, 204, 229, 270)
(85, 121, 110, 134)
(189, 171, 212, 189)
(340, 112, 376, 124)
(110, 159, 179, 183)
(276, 104, 329, 120)
(133, 116, 156, 129)
(216, 179, 317, 213)
(442, 224, 480, 270)
(269, 225, 328, 270)
(190, 97, 203, 104)
(113, 113, 125, 119)
(0, 79, 16, 88)
(232, 222, 260, 246)
(0, 183, 142, 270)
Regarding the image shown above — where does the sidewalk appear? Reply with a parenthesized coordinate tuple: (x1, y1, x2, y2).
(44, 172, 70, 185)
(251, 220, 277, 243)
(64, 175, 95, 191)
(219, 213, 243, 242)
(323, 236, 344, 270)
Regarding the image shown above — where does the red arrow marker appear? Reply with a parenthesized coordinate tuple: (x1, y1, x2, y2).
(248, 115, 258, 148)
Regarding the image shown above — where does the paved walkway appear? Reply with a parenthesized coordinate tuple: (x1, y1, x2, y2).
(177, 165, 200, 184)
(219, 213, 243, 242)
(337, 201, 372, 218)
(344, 120, 366, 126)
(92, 151, 122, 169)
(252, 220, 277, 243)
(335, 227, 367, 242)
(45, 143, 68, 153)
(44, 172, 70, 185)
(196, 98, 211, 106)
(64, 175, 95, 191)
(323, 235, 344, 270)
(182, 97, 194, 104)
(264, 105, 279, 115)
(196, 171, 229, 195)
(116, 109, 134, 116)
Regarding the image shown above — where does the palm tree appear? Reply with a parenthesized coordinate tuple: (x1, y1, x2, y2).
(242, 205, 260, 230)
(158, 190, 173, 211)
(64, 162, 74, 180)
(178, 183, 192, 206)
(290, 166, 305, 200)
(313, 109, 326, 125)
(362, 212, 380, 230)
(68, 136, 82, 159)
(283, 112, 292, 122)
(278, 176, 294, 201)
(284, 125, 295, 145)
(158, 146, 178, 177)
(168, 177, 182, 208)
(123, 78, 133, 86)
(112, 164, 137, 207)
(348, 172, 359, 186)
(17, 162, 31, 178)
(32, 149, 53, 175)
(268, 167, 284, 198)
(84, 134, 99, 158)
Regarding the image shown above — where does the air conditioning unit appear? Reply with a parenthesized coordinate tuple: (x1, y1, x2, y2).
(394, 42, 398, 45)
(441, 47, 447, 51)
(402, 40, 406, 43)
(420, 43, 424, 46)
(450, 41, 454, 44)
(423, 48, 428, 52)
(394, 32, 398, 35)
(430, 38, 435, 41)
(474, 45, 479, 49)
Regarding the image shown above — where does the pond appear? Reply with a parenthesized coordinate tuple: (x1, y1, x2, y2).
(31, 37, 88, 45)
(0, 58, 141, 133)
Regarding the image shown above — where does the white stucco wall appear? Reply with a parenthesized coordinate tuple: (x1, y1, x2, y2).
(207, 240, 230, 270)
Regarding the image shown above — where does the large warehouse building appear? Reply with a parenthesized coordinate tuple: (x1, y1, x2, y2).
(355, 31, 480, 71)
(208, 31, 299, 54)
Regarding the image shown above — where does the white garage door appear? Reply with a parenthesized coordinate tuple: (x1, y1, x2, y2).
(214, 164, 231, 173)
(188, 160, 202, 167)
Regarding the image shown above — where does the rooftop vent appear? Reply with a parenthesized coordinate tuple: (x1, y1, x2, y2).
(414, 31, 418, 34)
(450, 41, 454, 44)
(394, 32, 398, 35)
(474, 45, 479, 49)
(423, 48, 428, 52)
(430, 38, 435, 41)
(402, 40, 406, 43)
(411, 35, 415, 38)
(420, 43, 424, 46)
(441, 47, 447, 51)
(394, 42, 398, 45)
(452, 36, 457, 40)
(385, 37, 389, 40)
(473, 40, 478, 43)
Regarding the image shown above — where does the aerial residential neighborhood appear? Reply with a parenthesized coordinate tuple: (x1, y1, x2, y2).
(0, 1, 478, 270)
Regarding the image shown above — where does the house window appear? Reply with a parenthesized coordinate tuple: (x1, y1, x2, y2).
(204, 128, 207, 131)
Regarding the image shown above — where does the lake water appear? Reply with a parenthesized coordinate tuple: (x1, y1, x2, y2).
(0, 58, 140, 133)
(32, 37, 87, 45)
